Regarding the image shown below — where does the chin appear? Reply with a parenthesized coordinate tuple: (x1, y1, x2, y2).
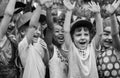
(103, 42, 111, 48)
(76, 45, 86, 50)
(33, 38, 38, 43)
(104, 44, 111, 48)
(58, 42, 64, 45)
(58, 40, 64, 45)
(79, 47, 87, 50)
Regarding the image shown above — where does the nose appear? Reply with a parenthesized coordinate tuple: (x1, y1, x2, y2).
(81, 34, 85, 39)
(108, 34, 112, 40)
(59, 31, 64, 35)
(35, 29, 41, 35)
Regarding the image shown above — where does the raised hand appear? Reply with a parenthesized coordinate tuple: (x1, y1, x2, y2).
(105, 0, 120, 15)
(88, 1, 100, 13)
(63, 0, 76, 11)
(44, 0, 53, 8)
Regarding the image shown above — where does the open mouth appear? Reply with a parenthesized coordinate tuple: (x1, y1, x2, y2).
(33, 34, 39, 38)
(58, 35, 64, 40)
(79, 41, 86, 45)
(104, 39, 112, 44)
(57, 36, 64, 43)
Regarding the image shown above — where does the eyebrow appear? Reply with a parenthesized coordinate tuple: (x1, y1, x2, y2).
(104, 30, 111, 33)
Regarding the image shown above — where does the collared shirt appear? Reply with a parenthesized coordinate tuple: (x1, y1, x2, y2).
(68, 42, 98, 78)
(18, 37, 47, 78)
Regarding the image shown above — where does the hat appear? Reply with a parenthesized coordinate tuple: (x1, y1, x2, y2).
(17, 12, 33, 29)
(70, 19, 93, 36)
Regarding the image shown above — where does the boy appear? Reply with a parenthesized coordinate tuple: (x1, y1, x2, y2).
(18, 4, 49, 78)
(63, 1, 103, 78)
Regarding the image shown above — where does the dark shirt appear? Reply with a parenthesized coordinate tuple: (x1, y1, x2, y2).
(97, 46, 120, 78)
(0, 35, 18, 78)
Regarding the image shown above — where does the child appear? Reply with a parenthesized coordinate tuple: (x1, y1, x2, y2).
(63, 1, 103, 78)
(0, 0, 19, 78)
(18, 4, 49, 78)
(44, 1, 69, 78)
(97, 0, 120, 77)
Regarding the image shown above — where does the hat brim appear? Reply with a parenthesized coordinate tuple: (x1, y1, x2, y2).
(17, 12, 33, 29)
(70, 19, 93, 35)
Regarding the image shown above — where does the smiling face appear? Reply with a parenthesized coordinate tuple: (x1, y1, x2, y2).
(101, 26, 112, 48)
(73, 27, 90, 50)
(53, 23, 64, 46)
(32, 24, 41, 43)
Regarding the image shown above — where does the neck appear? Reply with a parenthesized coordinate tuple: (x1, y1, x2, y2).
(55, 43, 62, 49)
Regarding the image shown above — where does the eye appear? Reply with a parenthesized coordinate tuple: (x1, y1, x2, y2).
(104, 33, 109, 36)
(76, 33, 82, 36)
(61, 29, 64, 33)
(84, 33, 89, 36)
(55, 30, 59, 33)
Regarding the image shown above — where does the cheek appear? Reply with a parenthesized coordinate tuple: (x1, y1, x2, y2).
(102, 35, 107, 40)
(53, 32, 58, 37)
(73, 35, 80, 43)
(86, 36, 90, 41)
(53, 34, 58, 40)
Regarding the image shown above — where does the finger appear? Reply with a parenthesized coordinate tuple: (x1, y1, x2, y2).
(118, 0, 120, 4)
(97, 2, 100, 8)
(114, 0, 120, 9)
(92, 1, 96, 6)
(88, 2, 92, 7)
(116, 0, 120, 5)
(91, 1, 94, 6)
(63, 0, 67, 6)
(112, 0, 117, 5)
(72, 1, 76, 7)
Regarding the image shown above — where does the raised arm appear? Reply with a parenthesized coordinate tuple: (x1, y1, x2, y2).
(0, 0, 16, 40)
(26, 5, 41, 44)
(111, 14, 120, 50)
(63, 0, 76, 49)
(106, 0, 120, 50)
(88, 1, 103, 49)
(44, 1, 54, 50)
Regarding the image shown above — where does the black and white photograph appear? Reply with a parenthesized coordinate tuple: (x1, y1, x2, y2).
(0, 0, 120, 78)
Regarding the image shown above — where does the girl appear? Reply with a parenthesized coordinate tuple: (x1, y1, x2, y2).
(97, 0, 120, 77)
(63, 1, 103, 78)
(44, 1, 71, 78)
(0, 0, 19, 78)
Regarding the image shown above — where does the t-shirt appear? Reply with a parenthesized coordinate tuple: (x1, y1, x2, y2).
(68, 42, 98, 78)
(49, 46, 68, 78)
(97, 46, 120, 78)
(18, 37, 47, 78)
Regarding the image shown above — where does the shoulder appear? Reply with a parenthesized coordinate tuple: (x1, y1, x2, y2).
(18, 36, 29, 52)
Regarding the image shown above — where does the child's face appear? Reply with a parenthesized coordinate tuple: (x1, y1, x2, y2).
(73, 27, 90, 50)
(53, 24, 64, 45)
(33, 25, 41, 43)
(101, 27, 112, 48)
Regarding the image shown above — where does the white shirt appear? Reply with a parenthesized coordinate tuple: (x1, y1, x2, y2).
(68, 42, 98, 78)
(49, 46, 68, 78)
(18, 37, 47, 78)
